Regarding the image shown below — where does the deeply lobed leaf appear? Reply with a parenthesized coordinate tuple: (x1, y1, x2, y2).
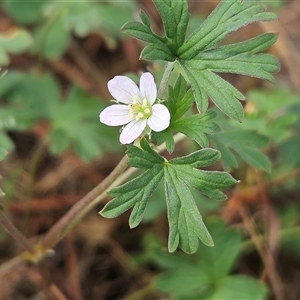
(179, 62, 246, 120)
(101, 139, 237, 253)
(122, 12, 174, 61)
(127, 138, 164, 169)
(188, 33, 279, 83)
(153, 220, 266, 299)
(210, 130, 271, 172)
(178, 1, 278, 59)
(169, 164, 237, 201)
(171, 111, 222, 148)
(101, 165, 164, 228)
(170, 148, 220, 168)
(167, 75, 193, 121)
(122, 0, 280, 120)
(164, 165, 214, 253)
(123, 0, 189, 60)
(152, 0, 189, 54)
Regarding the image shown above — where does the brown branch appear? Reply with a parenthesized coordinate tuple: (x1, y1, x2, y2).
(0, 210, 35, 253)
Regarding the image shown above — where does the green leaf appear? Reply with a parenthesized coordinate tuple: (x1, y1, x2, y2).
(164, 159, 236, 252)
(0, 29, 32, 66)
(0, 71, 118, 160)
(209, 275, 268, 300)
(153, 220, 267, 299)
(178, 1, 278, 58)
(170, 148, 220, 168)
(248, 87, 299, 116)
(101, 139, 236, 253)
(123, 0, 279, 121)
(152, 0, 189, 54)
(64, 3, 134, 42)
(122, 14, 174, 61)
(179, 33, 280, 120)
(126, 138, 164, 169)
(101, 164, 164, 229)
(211, 130, 271, 172)
(153, 128, 175, 154)
(196, 220, 241, 280)
(211, 134, 238, 171)
(122, 0, 189, 61)
(169, 164, 237, 201)
(242, 88, 299, 144)
(164, 164, 214, 253)
(192, 33, 279, 83)
(152, 75, 195, 153)
(101, 139, 164, 228)
(179, 62, 245, 120)
(49, 86, 119, 160)
(0, 70, 23, 96)
(168, 75, 194, 121)
(0, 72, 60, 128)
(2, 0, 50, 25)
(155, 262, 210, 297)
(29, 1, 134, 57)
(139, 10, 151, 28)
(32, 12, 70, 59)
(171, 111, 221, 148)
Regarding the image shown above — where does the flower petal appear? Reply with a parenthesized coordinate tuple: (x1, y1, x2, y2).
(108, 76, 139, 104)
(139, 72, 157, 105)
(120, 120, 147, 144)
(99, 105, 131, 126)
(147, 104, 170, 132)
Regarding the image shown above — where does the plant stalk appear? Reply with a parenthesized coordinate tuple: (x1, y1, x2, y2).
(157, 61, 175, 98)
(41, 155, 129, 249)
(0, 210, 35, 253)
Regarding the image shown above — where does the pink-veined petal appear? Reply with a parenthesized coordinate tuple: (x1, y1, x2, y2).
(108, 76, 139, 104)
(120, 120, 147, 144)
(147, 104, 170, 132)
(139, 72, 157, 105)
(99, 105, 131, 126)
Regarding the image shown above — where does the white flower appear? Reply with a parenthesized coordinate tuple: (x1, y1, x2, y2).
(100, 72, 170, 144)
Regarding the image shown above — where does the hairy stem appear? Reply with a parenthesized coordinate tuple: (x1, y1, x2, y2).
(41, 155, 128, 249)
(157, 61, 175, 98)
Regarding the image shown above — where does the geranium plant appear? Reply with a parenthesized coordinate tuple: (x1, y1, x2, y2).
(0, 0, 280, 260)
(96, 0, 279, 253)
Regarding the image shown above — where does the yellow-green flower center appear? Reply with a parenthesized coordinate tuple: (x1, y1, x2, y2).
(128, 96, 152, 121)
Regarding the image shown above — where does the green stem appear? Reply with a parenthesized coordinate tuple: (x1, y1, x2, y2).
(157, 61, 175, 98)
